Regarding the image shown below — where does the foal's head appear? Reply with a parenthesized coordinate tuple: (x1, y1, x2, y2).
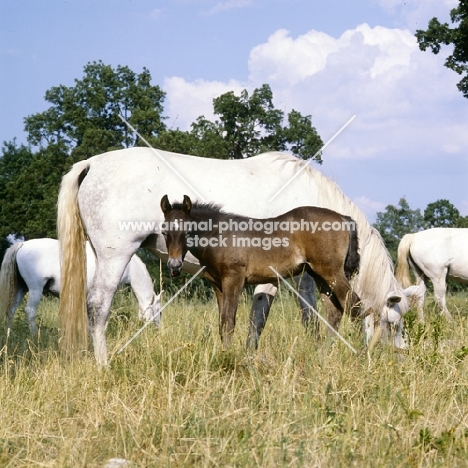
(160, 194, 192, 277)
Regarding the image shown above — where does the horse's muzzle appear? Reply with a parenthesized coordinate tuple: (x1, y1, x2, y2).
(167, 258, 183, 277)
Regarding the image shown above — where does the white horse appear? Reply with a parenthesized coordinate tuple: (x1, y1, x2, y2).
(57, 148, 409, 364)
(396, 228, 468, 320)
(0, 238, 162, 336)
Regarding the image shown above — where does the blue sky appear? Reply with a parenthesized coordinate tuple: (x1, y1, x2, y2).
(1, 0, 467, 221)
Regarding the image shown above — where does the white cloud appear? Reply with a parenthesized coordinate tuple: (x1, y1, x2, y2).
(164, 22, 468, 167)
(245, 22, 468, 161)
(248, 29, 339, 85)
(163, 76, 244, 130)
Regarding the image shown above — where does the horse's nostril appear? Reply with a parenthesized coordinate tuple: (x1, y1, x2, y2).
(167, 258, 183, 277)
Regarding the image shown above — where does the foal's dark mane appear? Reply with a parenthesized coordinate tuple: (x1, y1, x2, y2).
(171, 201, 246, 223)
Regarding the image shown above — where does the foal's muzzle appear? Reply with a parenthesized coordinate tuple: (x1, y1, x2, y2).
(167, 258, 183, 277)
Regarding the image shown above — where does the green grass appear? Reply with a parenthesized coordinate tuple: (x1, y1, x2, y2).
(1, 289, 468, 467)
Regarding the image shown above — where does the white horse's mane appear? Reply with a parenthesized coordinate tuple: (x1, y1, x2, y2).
(269, 151, 399, 312)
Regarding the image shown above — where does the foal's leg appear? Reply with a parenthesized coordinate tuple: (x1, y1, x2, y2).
(321, 293, 343, 331)
(87, 256, 132, 365)
(219, 276, 244, 349)
(313, 268, 360, 326)
(247, 284, 276, 349)
(291, 273, 318, 333)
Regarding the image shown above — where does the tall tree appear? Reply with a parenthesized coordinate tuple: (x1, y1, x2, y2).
(415, 1, 468, 97)
(24, 61, 167, 159)
(373, 197, 424, 260)
(184, 84, 323, 160)
(0, 141, 69, 244)
(424, 199, 460, 228)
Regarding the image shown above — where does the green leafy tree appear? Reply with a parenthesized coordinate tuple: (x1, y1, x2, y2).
(0, 140, 35, 250)
(455, 215, 468, 227)
(184, 84, 323, 160)
(373, 197, 424, 260)
(0, 141, 70, 246)
(424, 199, 460, 227)
(25, 61, 167, 159)
(416, 1, 468, 97)
(0, 62, 168, 255)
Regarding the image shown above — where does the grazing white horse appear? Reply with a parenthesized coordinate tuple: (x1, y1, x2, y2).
(0, 238, 162, 335)
(396, 228, 468, 321)
(57, 149, 409, 365)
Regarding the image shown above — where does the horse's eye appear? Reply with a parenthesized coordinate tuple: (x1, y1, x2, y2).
(161, 231, 168, 238)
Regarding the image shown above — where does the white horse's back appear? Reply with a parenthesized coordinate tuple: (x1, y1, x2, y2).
(396, 228, 468, 320)
(410, 228, 468, 280)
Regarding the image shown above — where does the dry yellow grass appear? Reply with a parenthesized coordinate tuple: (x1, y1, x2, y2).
(1, 288, 468, 467)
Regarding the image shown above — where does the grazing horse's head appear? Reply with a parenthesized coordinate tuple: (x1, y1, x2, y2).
(160, 194, 192, 277)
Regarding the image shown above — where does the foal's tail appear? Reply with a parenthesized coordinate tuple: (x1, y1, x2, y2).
(57, 159, 90, 355)
(0, 242, 23, 327)
(343, 215, 360, 280)
(396, 233, 417, 288)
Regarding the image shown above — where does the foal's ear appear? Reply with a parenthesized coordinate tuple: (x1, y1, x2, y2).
(183, 195, 192, 214)
(160, 195, 172, 214)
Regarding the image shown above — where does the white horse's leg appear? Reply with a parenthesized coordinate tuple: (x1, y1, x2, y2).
(432, 269, 452, 320)
(247, 283, 277, 349)
(247, 274, 318, 349)
(87, 257, 132, 366)
(392, 316, 407, 349)
(363, 313, 375, 346)
(126, 256, 161, 327)
(415, 281, 426, 321)
(7, 285, 27, 331)
(24, 288, 44, 336)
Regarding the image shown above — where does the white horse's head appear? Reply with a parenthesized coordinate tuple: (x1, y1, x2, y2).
(381, 291, 409, 349)
(139, 290, 163, 327)
(365, 290, 410, 350)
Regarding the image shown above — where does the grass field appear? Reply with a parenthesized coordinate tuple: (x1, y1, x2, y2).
(1, 286, 468, 467)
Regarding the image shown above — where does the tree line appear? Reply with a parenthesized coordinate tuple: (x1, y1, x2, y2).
(0, 61, 323, 254)
(373, 197, 468, 262)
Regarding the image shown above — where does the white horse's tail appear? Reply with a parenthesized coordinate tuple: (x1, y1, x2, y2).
(57, 159, 90, 355)
(396, 233, 415, 288)
(0, 242, 23, 327)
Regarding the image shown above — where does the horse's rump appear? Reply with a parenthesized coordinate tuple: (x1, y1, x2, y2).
(0, 242, 24, 325)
